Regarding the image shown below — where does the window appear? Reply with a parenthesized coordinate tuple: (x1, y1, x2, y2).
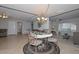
(58, 23, 76, 35)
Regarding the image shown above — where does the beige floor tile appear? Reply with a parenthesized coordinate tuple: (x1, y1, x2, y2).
(0, 35, 79, 54)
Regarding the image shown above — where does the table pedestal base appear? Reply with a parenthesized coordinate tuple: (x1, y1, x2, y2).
(23, 42, 60, 54)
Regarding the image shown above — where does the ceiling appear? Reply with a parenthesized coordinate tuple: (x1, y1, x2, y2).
(0, 4, 79, 21)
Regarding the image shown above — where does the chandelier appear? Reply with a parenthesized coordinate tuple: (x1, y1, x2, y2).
(36, 17, 48, 24)
(36, 17, 48, 27)
(0, 12, 8, 19)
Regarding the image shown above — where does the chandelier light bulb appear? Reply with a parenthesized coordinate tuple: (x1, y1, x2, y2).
(37, 17, 40, 21)
(41, 17, 45, 20)
(3, 15, 6, 18)
(45, 18, 48, 20)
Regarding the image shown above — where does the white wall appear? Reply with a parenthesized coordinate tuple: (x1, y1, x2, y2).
(0, 20, 31, 35)
(8, 21, 17, 35)
(0, 20, 8, 29)
(22, 21, 31, 34)
(8, 20, 31, 35)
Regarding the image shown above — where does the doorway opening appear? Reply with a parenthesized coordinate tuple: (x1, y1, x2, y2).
(17, 22, 22, 35)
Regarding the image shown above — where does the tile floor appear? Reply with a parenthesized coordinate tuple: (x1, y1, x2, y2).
(0, 35, 28, 54)
(58, 38, 79, 54)
(0, 35, 79, 54)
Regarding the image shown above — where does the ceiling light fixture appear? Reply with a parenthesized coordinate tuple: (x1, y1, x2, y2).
(36, 4, 49, 25)
(36, 16, 48, 24)
(0, 12, 8, 20)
